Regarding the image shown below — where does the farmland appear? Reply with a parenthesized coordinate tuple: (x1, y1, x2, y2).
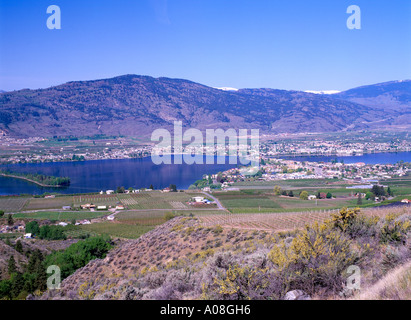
(211, 188, 375, 214)
(78, 223, 154, 239)
(13, 211, 108, 221)
(0, 197, 29, 212)
(199, 205, 411, 232)
(0, 191, 205, 213)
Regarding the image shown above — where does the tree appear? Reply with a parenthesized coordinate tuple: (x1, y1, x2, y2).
(273, 186, 282, 196)
(326, 192, 333, 199)
(169, 184, 177, 192)
(0, 210, 4, 217)
(357, 193, 363, 205)
(288, 191, 294, 198)
(7, 214, 13, 226)
(0, 279, 12, 300)
(149, 184, 154, 190)
(15, 240, 23, 254)
(25, 221, 40, 235)
(300, 191, 309, 200)
(116, 186, 125, 194)
(8, 256, 17, 275)
(387, 187, 392, 196)
(371, 185, 385, 197)
(365, 192, 374, 201)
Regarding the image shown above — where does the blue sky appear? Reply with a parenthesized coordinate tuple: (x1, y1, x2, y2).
(0, 0, 410, 92)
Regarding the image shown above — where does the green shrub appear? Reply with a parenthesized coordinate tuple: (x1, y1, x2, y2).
(268, 222, 358, 295)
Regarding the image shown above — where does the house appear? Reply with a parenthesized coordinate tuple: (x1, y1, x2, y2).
(401, 199, 411, 204)
(308, 195, 317, 201)
(116, 205, 125, 210)
(81, 204, 96, 210)
(106, 190, 115, 195)
(45, 195, 55, 199)
(24, 233, 32, 239)
(202, 187, 211, 192)
(193, 197, 205, 203)
(97, 206, 107, 210)
(62, 206, 71, 210)
(107, 215, 115, 221)
(80, 220, 91, 225)
(162, 187, 170, 193)
(58, 222, 68, 227)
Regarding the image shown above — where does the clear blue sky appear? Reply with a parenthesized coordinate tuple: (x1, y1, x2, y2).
(0, 0, 410, 92)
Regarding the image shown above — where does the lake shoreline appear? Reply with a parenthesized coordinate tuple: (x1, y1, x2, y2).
(0, 173, 66, 188)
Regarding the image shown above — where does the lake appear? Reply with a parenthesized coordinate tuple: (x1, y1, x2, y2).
(0, 156, 241, 196)
(279, 151, 411, 165)
(0, 152, 410, 196)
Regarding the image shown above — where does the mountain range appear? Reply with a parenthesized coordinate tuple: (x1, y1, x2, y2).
(0, 76, 409, 138)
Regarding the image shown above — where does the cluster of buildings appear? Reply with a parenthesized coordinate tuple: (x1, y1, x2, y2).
(216, 158, 410, 185)
(261, 138, 411, 157)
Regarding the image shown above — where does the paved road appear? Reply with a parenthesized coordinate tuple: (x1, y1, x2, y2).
(202, 192, 227, 211)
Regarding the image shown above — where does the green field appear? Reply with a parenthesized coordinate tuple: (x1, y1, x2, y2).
(212, 185, 403, 213)
(78, 223, 154, 239)
(13, 211, 108, 221)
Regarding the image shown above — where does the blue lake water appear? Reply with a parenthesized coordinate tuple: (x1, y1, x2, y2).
(0, 156, 241, 196)
(0, 152, 410, 196)
(280, 151, 411, 165)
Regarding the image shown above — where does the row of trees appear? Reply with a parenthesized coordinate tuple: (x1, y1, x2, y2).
(25, 221, 66, 240)
(273, 186, 332, 200)
(114, 184, 178, 193)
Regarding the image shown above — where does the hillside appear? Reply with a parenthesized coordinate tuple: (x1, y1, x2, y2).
(334, 80, 411, 130)
(0, 240, 27, 278)
(0, 75, 393, 138)
(37, 207, 411, 300)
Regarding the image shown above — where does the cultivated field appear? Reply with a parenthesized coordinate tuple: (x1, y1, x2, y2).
(13, 211, 108, 221)
(78, 222, 154, 239)
(0, 197, 29, 212)
(22, 197, 73, 211)
(198, 205, 411, 232)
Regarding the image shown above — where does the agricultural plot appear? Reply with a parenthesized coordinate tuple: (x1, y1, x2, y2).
(13, 211, 108, 221)
(199, 206, 411, 232)
(79, 222, 154, 239)
(170, 201, 187, 209)
(0, 197, 29, 212)
(73, 194, 119, 207)
(200, 210, 335, 232)
(123, 192, 194, 210)
(116, 210, 167, 226)
(23, 197, 73, 211)
(215, 193, 281, 211)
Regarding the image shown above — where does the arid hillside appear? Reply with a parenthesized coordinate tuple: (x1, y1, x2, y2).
(0, 75, 398, 138)
(37, 206, 411, 300)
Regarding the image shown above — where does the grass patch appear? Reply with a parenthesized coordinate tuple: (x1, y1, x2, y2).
(13, 211, 108, 220)
(79, 223, 154, 239)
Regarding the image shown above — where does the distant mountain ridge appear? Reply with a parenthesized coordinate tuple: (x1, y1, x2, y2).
(0, 76, 409, 138)
(334, 80, 411, 129)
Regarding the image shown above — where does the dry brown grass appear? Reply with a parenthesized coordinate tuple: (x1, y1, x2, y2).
(351, 260, 411, 300)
